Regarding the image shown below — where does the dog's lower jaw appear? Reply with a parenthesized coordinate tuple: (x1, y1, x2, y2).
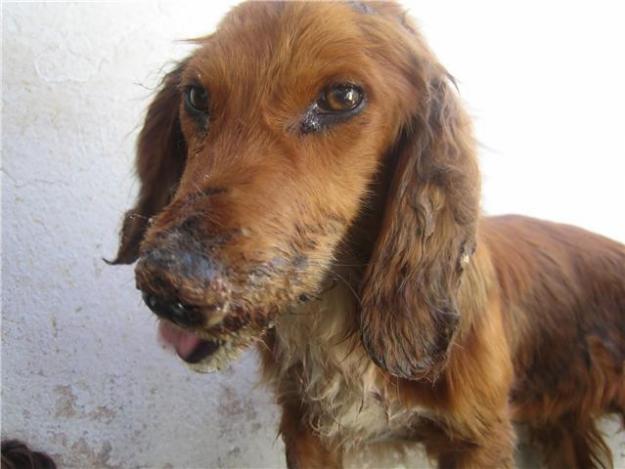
(159, 319, 273, 373)
(185, 340, 248, 373)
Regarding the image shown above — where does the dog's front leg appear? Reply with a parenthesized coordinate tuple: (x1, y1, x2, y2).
(279, 404, 343, 469)
(435, 418, 516, 469)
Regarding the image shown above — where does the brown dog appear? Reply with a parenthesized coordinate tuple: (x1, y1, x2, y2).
(112, 2, 625, 467)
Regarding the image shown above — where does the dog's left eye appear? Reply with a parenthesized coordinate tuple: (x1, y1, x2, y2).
(300, 83, 365, 134)
(318, 84, 363, 113)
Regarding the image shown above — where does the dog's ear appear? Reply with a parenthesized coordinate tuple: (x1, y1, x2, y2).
(360, 62, 480, 381)
(110, 62, 188, 265)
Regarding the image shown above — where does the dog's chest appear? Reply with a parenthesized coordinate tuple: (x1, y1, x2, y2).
(273, 287, 424, 445)
(299, 356, 418, 445)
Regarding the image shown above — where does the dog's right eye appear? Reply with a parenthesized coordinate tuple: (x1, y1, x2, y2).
(184, 85, 210, 114)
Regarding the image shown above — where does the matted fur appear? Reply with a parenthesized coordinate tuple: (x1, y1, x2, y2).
(113, 2, 625, 468)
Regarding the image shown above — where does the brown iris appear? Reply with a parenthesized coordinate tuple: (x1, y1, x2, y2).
(184, 85, 210, 114)
(319, 84, 363, 113)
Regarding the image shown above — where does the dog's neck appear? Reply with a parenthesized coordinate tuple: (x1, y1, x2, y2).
(271, 281, 422, 446)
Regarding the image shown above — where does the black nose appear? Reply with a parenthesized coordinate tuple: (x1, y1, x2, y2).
(141, 293, 202, 328)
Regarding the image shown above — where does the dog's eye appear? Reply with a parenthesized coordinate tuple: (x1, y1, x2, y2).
(318, 84, 363, 113)
(184, 85, 209, 114)
(300, 83, 365, 134)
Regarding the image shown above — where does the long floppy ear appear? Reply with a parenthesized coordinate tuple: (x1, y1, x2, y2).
(110, 62, 188, 264)
(360, 63, 480, 381)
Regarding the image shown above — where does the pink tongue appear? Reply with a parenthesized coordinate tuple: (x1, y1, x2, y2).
(158, 321, 204, 360)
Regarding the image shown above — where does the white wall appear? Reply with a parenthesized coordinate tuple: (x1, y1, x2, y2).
(414, 2, 625, 241)
(2, 2, 623, 468)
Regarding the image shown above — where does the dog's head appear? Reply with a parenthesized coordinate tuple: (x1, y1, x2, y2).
(112, 1, 479, 377)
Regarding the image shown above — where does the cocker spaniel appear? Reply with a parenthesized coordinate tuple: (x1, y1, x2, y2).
(112, 2, 625, 467)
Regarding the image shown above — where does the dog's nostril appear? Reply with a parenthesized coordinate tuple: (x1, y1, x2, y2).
(143, 293, 158, 311)
(169, 301, 189, 323)
(141, 293, 202, 328)
(143, 292, 176, 320)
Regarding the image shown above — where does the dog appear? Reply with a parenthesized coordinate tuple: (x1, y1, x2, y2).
(1, 440, 56, 469)
(111, 2, 625, 467)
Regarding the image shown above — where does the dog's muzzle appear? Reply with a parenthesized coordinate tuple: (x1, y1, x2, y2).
(133, 227, 233, 365)
(141, 292, 203, 328)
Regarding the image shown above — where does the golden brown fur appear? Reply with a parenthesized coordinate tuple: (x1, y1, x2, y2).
(112, 2, 625, 467)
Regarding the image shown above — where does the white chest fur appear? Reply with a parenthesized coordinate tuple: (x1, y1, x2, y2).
(271, 284, 424, 446)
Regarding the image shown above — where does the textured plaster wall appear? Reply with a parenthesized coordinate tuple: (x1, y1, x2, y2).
(2, 2, 286, 468)
(1, 2, 624, 468)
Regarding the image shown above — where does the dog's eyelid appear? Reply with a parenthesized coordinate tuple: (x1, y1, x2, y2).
(320, 81, 365, 96)
(180, 77, 204, 89)
(178, 72, 210, 99)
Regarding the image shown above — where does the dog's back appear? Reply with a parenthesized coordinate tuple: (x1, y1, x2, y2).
(483, 215, 625, 465)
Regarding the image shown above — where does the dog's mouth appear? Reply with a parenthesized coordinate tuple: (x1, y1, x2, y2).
(158, 321, 221, 364)
(157, 317, 270, 373)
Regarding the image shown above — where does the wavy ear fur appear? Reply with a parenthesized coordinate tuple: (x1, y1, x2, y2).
(360, 59, 480, 380)
(111, 62, 188, 264)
